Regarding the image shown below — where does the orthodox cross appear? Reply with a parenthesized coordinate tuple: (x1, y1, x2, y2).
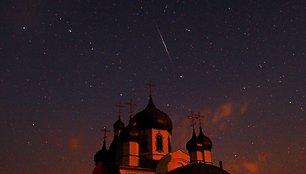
(187, 111, 196, 130)
(116, 102, 124, 118)
(101, 126, 110, 143)
(147, 80, 154, 96)
(196, 112, 205, 128)
(126, 99, 137, 118)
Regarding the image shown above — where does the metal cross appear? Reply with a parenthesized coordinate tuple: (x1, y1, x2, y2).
(116, 102, 124, 117)
(101, 126, 110, 143)
(126, 99, 137, 118)
(196, 112, 205, 128)
(147, 80, 154, 96)
(188, 111, 196, 130)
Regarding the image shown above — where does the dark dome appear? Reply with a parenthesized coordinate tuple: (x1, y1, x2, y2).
(167, 163, 230, 174)
(197, 128, 213, 151)
(120, 121, 139, 142)
(186, 129, 202, 152)
(113, 116, 125, 130)
(132, 96, 173, 134)
(94, 142, 108, 164)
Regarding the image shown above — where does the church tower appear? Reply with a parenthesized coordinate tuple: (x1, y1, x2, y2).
(197, 126, 213, 164)
(120, 119, 139, 166)
(186, 112, 204, 163)
(132, 95, 173, 163)
(196, 112, 213, 164)
(186, 128, 204, 163)
(131, 82, 173, 165)
(93, 127, 110, 174)
(120, 100, 140, 167)
(107, 105, 125, 164)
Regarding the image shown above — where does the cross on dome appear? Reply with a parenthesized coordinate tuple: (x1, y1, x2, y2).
(101, 126, 110, 144)
(147, 80, 154, 96)
(126, 99, 137, 118)
(116, 102, 124, 118)
(187, 111, 196, 130)
(196, 112, 205, 128)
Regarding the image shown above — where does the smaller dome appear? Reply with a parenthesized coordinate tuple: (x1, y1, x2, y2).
(186, 129, 199, 152)
(120, 120, 139, 142)
(113, 116, 125, 130)
(94, 142, 108, 164)
(197, 128, 212, 151)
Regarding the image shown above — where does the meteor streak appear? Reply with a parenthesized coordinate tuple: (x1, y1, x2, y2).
(155, 24, 173, 63)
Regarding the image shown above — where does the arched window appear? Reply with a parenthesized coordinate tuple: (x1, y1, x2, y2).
(141, 133, 148, 152)
(156, 133, 163, 151)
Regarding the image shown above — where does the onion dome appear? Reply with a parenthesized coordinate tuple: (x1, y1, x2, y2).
(120, 120, 139, 142)
(197, 127, 212, 151)
(186, 129, 200, 152)
(113, 116, 125, 130)
(132, 96, 173, 134)
(94, 142, 108, 164)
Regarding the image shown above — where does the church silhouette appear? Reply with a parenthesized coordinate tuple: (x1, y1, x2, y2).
(93, 85, 230, 174)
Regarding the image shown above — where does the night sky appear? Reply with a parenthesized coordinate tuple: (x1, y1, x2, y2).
(1, 1, 306, 174)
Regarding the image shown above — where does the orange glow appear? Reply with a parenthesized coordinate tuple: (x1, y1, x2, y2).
(243, 162, 259, 174)
(67, 136, 81, 151)
(225, 151, 272, 174)
(240, 101, 248, 114)
(212, 102, 233, 123)
(257, 152, 272, 162)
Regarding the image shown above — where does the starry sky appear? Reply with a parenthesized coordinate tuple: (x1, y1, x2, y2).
(1, 1, 306, 174)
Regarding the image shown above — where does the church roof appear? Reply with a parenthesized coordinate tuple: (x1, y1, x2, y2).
(132, 96, 173, 134)
(107, 136, 122, 164)
(94, 142, 108, 164)
(113, 116, 125, 130)
(167, 163, 230, 174)
(120, 120, 139, 142)
(186, 129, 200, 152)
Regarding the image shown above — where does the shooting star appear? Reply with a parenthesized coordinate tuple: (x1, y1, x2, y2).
(155, 24, 173, 63)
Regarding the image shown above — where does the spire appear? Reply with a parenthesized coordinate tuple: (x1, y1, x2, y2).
(94, 127, 110, 164)
(145, 80, 157, 108)
(116, 102, 124, 119)
(101, 126, 110, 146)
(195, 112, 213, 151)
(196, 112, 205, 130)
(113, 102, 125, 132)
(126, 99, 136, 118)
(188, 111, 196, 131)
(147, 80, 154, 97)
(186, 112, 199, 152)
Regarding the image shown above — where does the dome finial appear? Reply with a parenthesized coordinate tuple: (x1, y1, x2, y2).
(126, 99, 137, 118)
(147, 80, 154, 97)
(195, 113, 213, 151)
(196, 112, 205, 129)
(188, 111, 196, 131)
(116, 102, 124, 120)
(101, 126, 110, 146)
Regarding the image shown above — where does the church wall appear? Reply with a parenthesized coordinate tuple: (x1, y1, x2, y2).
(204, 150, 212, 164)
(190, 151, 204, 162)
(122, 141, 139, 166)
(139, 129, 171, 161)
